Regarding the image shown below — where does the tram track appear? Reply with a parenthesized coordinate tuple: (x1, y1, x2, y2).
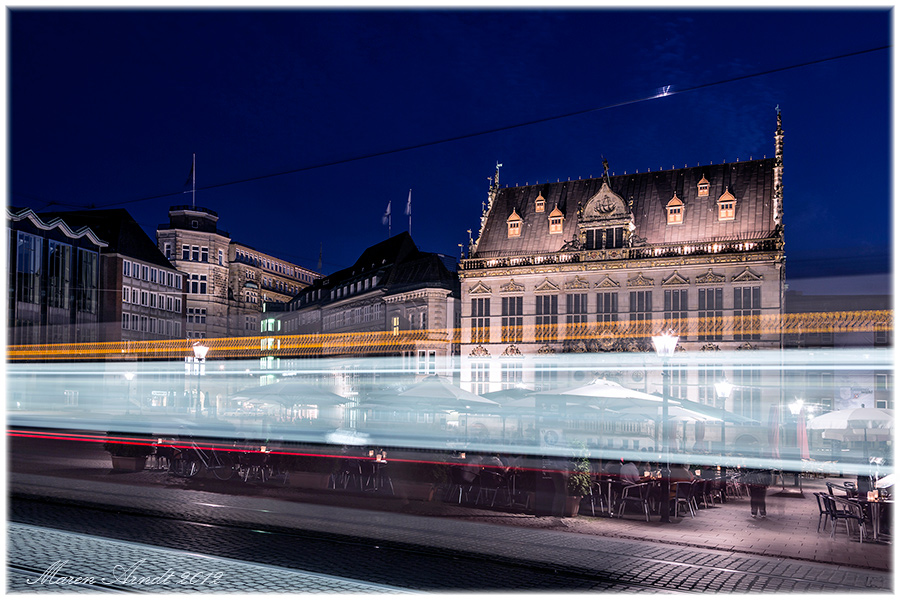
(10, 491, 886, 593)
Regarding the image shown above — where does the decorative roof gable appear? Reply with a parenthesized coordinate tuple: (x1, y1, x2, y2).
(564, 275, 590, 290)
(731, 267, 763, 283)
(468, 281, 492, 295)
(627, 272, 654, 287)
(581, 181, 628, 222)
(696, 268, 726, 284)
(534, 278, 560, 292)
(662, 271, 690, 286)
(501, 344, 523, 357)
(469, 345, 490, 357)
(500, 279, 525, 293)
(594, 276, 620, 289)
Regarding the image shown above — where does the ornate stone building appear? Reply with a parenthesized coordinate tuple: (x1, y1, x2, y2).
(459, 113, 787, 447)
(156, 205, 319, 339)
(275, 232, 460, 374)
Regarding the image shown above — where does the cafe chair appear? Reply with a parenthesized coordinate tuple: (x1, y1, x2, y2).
(587, 479, 608, 517)
(690, 480, 706, 510)
(618, 482, 652, 521)
(673, 481, 695, 517)
(813, 492, 829, 533)
(447, 466, 474, 504)
(475, 469, 510, 508)
(822, 494, 868, 542)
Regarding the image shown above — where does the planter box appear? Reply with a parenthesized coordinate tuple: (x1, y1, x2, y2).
(564, 495, 583, 517)
(110, 456, 147, 472)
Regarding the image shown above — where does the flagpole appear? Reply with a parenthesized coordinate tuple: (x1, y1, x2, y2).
(191, 153, 196, 209)
(407, 189, 412, 236)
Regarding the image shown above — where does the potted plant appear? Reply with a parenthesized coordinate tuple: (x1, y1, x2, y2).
(104, 432, 155, 472)
(565, 442, 592, 516)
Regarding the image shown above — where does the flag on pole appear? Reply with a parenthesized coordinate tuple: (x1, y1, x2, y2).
(184, 163, 194, 187)
(382, 201, 391, 225)
(405, 189, 412, 215)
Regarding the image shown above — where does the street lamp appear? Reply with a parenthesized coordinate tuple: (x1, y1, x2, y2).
(192, 342, 209, 417)
(715, 379, 733, 453)
(652, 330, 678, 523)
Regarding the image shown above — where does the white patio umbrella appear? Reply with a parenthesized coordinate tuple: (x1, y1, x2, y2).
(807, 406, 893, 462)
(807, 407, 893, 442)
(396, 375, 500, 412)
(531, 378, 667, 408)
(230, 380, 348, 419)
(875, 473, 895, 489)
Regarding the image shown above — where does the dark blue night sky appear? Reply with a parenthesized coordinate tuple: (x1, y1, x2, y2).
(9, 9, 892, 285)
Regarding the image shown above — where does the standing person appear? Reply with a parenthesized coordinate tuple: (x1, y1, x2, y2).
(745, 467, 772, 518)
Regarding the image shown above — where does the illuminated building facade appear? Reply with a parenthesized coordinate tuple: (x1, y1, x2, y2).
(7, 208, 106, 345)
(274, 232, 461, 377)
(156, 205, 319, 339)
(34, 209, 188, 343)
(459, 114, 788, 450)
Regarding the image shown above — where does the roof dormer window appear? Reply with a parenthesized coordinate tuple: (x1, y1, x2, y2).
(697, 176, 710, 197)
(548, 206, 564, 234)
(718, 189, 735, 221)
(666, 194, 684, 225)
(535, 193, 545, 213)
(507, 209, 522, 238)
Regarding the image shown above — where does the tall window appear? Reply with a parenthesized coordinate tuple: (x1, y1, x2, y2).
(535, 295, 557, 342)
(16, 232, 41, 304)
(501, 296, 523, 343)
(182, 245, 190, 260)
(699, 288, 723, 341)
(585, 228, 624, 250)
(501, 361, 523, 390)
(734, 366, 761, 421)
(201, 247, 209, 263)
(471, 298, 490, 344)
(629, 290, 652, 338)
(190, 274, 208, 294)
(47, 241, 71, 309)
(164, 243, 172, 259)
(76, 249, 98, 313)
(698, 365, 724, 406)
(734, 286, 761, 341)
(417, 350, 437, 375)
(218, 249, 224, 266)
(566, 293, 587, 325)
(664, 289, 688, 337)
(471, 362, 490, 395)
(597, 292, 618, 323)
(535, 362, 558, 391)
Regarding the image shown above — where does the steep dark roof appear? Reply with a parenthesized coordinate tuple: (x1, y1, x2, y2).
(39, 208, 176, 270)
(474, 159, 777, 258)
(288, 232, 458, 307)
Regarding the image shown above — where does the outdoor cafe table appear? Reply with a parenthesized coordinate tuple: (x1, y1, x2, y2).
(854, 497, 892, 542)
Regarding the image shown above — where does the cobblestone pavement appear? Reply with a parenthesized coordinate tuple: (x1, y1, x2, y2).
(8, 434, 894, 593)
(7, 522, 407, 594)
(10, 473, 891, 593)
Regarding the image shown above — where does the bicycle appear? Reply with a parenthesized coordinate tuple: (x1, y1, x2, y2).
(168, 437, 237, 481)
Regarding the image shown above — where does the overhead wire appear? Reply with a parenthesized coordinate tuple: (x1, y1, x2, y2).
(11, 44, 890, 213)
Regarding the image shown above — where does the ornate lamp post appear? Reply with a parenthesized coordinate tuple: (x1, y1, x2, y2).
(192, 342, 209, 417)
(715, 379, 734, 454)
(652, 331, 678, 523)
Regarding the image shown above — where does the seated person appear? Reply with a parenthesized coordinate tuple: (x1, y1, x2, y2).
(620, 460, 641, 484)
(668, 464, 696, 482)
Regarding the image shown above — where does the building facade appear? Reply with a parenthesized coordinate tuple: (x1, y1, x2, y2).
(7, 208, 106, 346)
(156, 205, 319, 339)
(37, 209, 187, 343)
(273, 232, 460, 375)
(458, 114, 788, 451)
